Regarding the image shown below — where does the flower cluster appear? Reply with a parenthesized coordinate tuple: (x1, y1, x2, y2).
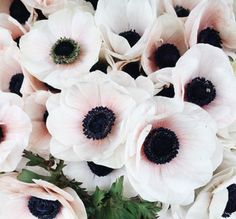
(0, 0, 236, 218)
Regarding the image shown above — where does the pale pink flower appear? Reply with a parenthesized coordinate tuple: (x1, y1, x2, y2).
(20, 7, 101, 89)
(185, 168, 236, 219)
(185, 0, 236, 52)
(0, 27, 16, 51)
(24, 91, 52, 155)
(173, 44, 236, 129)
(0, 0, 37, 40)
(162, 0, 203, 21)
(141, 14, 188, 74)
(47, 71, 136, 168)
(0, 173, 87, 219)
(95, 0, 157, 60)
(0, 44, 25, 97)
(0, 92, 32, 172)
(125, 97, 218, 205)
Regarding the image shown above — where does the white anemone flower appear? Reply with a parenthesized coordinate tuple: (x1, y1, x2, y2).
(0, 44, 25, 97)
(0, 173, 87, 219)
(185, 167, 236, 219)
(64, 161, 137, 198)
(173, 44, 236, 129)
(20, 7, 102, 89)
(185, 0, 236, 53)
(141, 14, 188, 74)
(0, 92, 32, 172)
(24, 91, 51, 156)
(125, 97, 218, 205)
(47, 71, 136, 168)
(162, 0, 203, 21)
(95, 0, 157, 60)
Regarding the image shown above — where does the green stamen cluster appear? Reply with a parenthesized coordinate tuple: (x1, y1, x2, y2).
(50, 37, 80, 65)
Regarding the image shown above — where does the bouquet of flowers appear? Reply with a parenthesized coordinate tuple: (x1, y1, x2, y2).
(0, 0, 236, 218)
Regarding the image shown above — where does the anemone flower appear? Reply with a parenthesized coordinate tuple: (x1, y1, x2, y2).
(24, 91, 51, 155)
(141, 14, 188, 74)
(0, 0, 36, 40)
(185, 168, 236, 219)
(173, 44, 236, 129)
(0, 45, 25, 97)
(95, 0, 157, 60)
(0, 173, 87, 219)
(20, 7, 101, 89)
(0, 92, 32, 172)
(162, 0, 203, 21)
(47, 71, 136, 168)
(64, 161, 137, 198)
(185, 0, 236, 52)
(125, 97, 218, 205)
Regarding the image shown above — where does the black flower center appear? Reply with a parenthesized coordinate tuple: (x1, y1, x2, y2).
(119, 30, 141, 47)
(50, 38, 80, 64)
(122, 62, 145, 79)
(87, 162, 114, 177)
(222, 184, 236, 218)
(0, 125, 5, 143)
(186, 77, 216, 107)
(9, 0, 30, 24)
(9, 73, 24, 97)
(155, 84, 175, 98)
(174, 5, 190, 17)
(90, 61, 108, 73)
(155, 43, 180, 69)
(35, 9, 47, 21)
(143, 127, 179, 164)
(43, 111, 49, 124)
(198, 27, 222, 48)
(28, 196, 61, 219)
(44, 83, 61, 93)
(82, 106, 116, 140)
(85, 0, 99, 10)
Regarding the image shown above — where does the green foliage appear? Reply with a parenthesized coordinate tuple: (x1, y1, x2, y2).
(17, 150, 161, 219)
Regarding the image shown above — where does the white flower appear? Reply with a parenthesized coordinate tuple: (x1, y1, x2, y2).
(161, 0, 203, 20)
(0, 92, 32, 172)
(0, 173, 87, 219)
(20, 7, 101, 89)
(185, 167, 236, 219)
(24, 91, 52, 155)
(95, 0, 157, 60)
(0, 44, 24, 96)
(185, 0, 236, 52)
(173, 44, 236, 129)
(47, 71, 136, 168)
(64, 161, 137, 198)
(125, 97, 218, 205)
(141, 14, 188, 74)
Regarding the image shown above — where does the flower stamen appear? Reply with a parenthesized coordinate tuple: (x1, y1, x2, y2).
(119, 30, 141, 47)
(9, 73, 24, 97)
(198, 27, 222, 48)
(82, 106, 116, 140)
(143, 127, 179, 164)
(186, 77, 216, 106)
(28, 196, 61, 219)
(50, 38, 80, 65)
(155, 43, 180, 69)
(87, 162, 114, 177)
(174, 5, 190, 17)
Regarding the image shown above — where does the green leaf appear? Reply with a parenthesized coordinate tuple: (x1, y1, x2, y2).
(109, 176, 124, 197)
(17, 169, 49, 183)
